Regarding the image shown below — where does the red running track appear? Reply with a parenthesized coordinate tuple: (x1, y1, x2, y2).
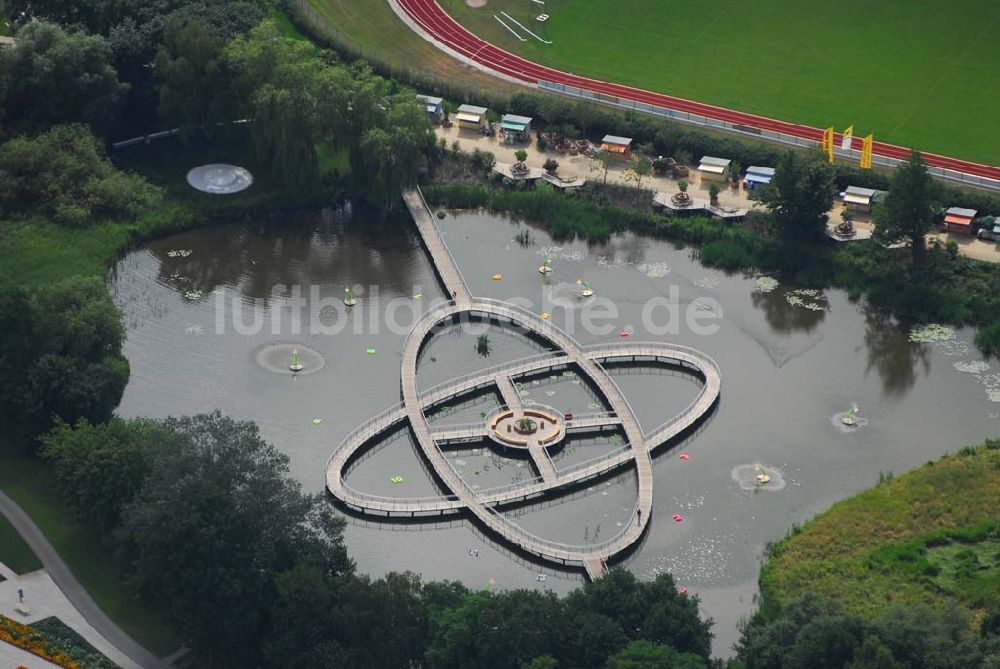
(397, 0, 1000, 183)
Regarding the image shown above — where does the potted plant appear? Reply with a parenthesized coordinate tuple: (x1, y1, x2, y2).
(708, 181, 721, 205)
(514, 417, 538, 434)
(728, 161, 741, 188)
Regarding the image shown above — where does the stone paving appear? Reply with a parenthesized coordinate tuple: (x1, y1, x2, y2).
(0, 561, 141, 668)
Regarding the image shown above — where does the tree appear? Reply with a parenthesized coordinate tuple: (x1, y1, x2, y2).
(262, 564, 350, 669)
(606, 640, 707, 669)
(514, 149, 528, 163)
(564, 570, 712, 659)
(735, 594, 989, 669)
(353, 91, 434, 206)
(847, 636, 902, 669)
(873, 150, 937, 263)
(592, 150, 623, 194)
(3, 277, 130, 431)
(155, 19, 234, 139)
(0, 21, 128, 133)
(40, 417, 174, 533)
(425, 590, 569, 668)
(625, 156, 651, 190)
(116, 412, 351, 664)
(226, 20, 339, 191)
(0, 286, 34, 416)
(759, 151, 835, 242)
(0, 125, 162, 226)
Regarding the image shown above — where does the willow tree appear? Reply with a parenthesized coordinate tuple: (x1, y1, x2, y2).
(339, 67, 434, 207)
(226, 20, 342, 191)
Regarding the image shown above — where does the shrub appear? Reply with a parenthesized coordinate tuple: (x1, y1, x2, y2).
(975, 320, 1000, 357)
(543, 158, 559, 174)
(0, 125, 162, 226)
(514, 149, 528, 163)
(943, 239, 960, 261)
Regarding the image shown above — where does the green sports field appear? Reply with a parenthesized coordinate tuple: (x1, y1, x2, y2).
(441, 0, 1000, 165)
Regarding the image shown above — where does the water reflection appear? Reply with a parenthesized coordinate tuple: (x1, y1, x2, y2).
(861, 311, 930, 398)
(148, 204, 421, 303)
(750, 287, 827, 334)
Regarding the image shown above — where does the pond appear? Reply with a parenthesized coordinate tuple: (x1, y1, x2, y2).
(111, 205, 998, 656)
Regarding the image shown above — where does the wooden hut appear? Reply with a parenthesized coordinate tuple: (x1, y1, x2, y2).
(842, 186, 885, 214)
(600, 135, 632, 158)
(455, 104, 488, 130)
(944, 207, 977, 235)
(416, 95, 444, 123)
(743, 166, 774, 191)
(698, 156, 731, 182)
(500, 114, 533, 142)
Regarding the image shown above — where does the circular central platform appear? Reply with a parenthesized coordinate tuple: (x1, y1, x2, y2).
(488, 406, 564, 448)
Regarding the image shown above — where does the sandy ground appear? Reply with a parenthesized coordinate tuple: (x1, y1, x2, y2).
(436, 124, 759, 210)
(436, 123, 1000, 264)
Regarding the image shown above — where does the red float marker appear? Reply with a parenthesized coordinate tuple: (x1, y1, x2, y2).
(679, 453, 690, 461)
(619, 330, 630, 338)
(680, 587, 688, 595)
(672, 514, 683, 522)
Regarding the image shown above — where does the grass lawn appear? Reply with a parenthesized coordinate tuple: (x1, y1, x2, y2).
(440, 0, 1000, 165)
(301, 0, 519, 97)
(0, 513, 42, 575)
(0, 438, 180, 656)
(759, 443, 1000, 623)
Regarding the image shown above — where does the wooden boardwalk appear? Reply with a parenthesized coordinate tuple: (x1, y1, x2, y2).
(403, 188, 470, 303)
(326, 190, 722, 579)
(495, 375, 523, 416)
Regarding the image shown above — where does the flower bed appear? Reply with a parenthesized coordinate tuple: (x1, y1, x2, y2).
(31, 617, 119, 669)
(0, 615, 80, 669)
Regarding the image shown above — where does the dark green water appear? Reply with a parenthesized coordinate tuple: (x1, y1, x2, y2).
(111, 206, 998, 655)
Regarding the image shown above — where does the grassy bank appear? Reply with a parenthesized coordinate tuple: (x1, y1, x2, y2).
(0, 513, 42, 575)
(1, 132, 345, 289)
(0, 436, 180, 655)
(290, 0, 519, 102)
(758, 442, 1000, 623)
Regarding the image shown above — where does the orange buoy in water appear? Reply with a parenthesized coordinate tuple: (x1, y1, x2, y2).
(491, 274, 503, 281)
(672, 514, 683, 522)
(540, 312, 551, 320)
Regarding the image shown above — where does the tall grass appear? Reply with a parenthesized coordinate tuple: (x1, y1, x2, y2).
(757, 443, 1000, 622)
(423, 182, 764, 267)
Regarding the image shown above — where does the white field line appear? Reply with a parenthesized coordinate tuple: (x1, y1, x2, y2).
(494, 14, 527, 41)
(501, 11, 553, 44)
